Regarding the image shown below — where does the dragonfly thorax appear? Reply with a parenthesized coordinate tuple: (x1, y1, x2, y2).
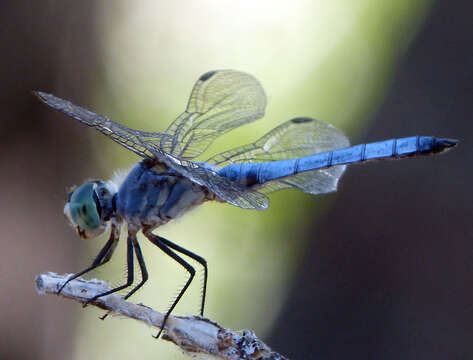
(64, 180, 117, 239)
(115, 161, 208, 230)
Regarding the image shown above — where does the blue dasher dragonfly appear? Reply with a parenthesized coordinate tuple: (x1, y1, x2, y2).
(35, 70, 457, 337)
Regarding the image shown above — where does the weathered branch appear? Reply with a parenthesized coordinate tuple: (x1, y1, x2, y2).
(35, 273, 288, 360)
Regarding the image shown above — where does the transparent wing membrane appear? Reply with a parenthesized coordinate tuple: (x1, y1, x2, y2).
(259, 167, 347, 195)
(159, 70, 267, 159)
(34, 91, 168, 159)
(208, 117, 350, 195)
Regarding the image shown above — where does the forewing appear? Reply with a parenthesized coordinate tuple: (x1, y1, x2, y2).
(208, 117, 350, 195)
(35, 91, 268, 209)
(159, 70, 267, 159)
(34, 91, 171, 159)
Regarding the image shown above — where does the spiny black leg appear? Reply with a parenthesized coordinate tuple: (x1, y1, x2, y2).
(145, 232, 195, 339)
(57, 224, 119, 294)
(124, 237, 149, 299)
(100, 235, 149, 320)
(158, 236, 207, 316)
(83, 233, 134, 307)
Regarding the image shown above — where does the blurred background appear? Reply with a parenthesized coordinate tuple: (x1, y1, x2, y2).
(1, 0, 471, 359)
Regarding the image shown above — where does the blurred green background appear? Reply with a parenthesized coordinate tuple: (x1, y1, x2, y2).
(1, 1, 471, 360)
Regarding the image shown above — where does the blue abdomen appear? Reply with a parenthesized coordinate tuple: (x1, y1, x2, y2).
(218, 136, 457, 186)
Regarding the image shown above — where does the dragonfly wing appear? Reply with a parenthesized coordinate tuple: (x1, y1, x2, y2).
(159, 70, 267, 159)
(34, 91, 172, 159)
(259, 167, 347, 195)
(35, 91, 268, 209)
(208, 117, 350, 195)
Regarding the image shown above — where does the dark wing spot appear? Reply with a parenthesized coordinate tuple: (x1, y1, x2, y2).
(82, 205, 87, 214)
(291, 117, 313, 124)
(199, 70, 217, 82)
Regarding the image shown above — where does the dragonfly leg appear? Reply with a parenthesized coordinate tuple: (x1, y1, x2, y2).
(158, 236, 207, 316)
(145, 232, 195, 339)
(57, 224, 120, 295)
(83, 233, 134, 307)
(100, 235, 149, 320)
(124, 237, 149, 299)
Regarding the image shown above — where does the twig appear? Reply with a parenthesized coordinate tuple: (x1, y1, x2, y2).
(35, 272, 289, 360)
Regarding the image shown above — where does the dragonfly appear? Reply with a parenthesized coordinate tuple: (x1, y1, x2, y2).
(35, 70, 457, 338)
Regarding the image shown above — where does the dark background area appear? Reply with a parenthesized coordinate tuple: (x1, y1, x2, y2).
(270, 1, 473, 359)
(0, 2, 98, 360)
(0, 1, 471, 360)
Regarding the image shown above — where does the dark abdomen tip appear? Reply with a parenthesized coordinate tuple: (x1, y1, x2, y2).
(432, 137, 459, 153)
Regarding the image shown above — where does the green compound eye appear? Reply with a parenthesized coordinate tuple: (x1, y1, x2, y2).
(65, 182, 104, 238)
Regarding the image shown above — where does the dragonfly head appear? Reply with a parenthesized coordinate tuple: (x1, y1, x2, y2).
(64, 180, 116, 239)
